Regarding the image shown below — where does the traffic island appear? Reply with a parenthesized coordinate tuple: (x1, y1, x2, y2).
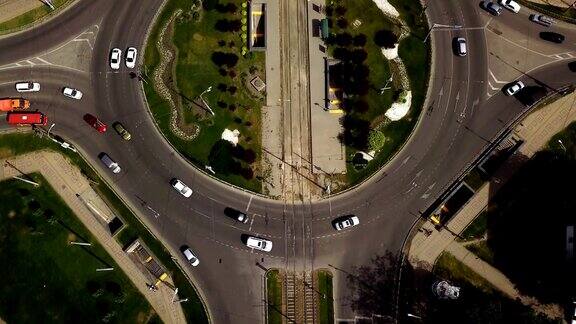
(144, 0, 266, 192)
(265, 269, 334, 324)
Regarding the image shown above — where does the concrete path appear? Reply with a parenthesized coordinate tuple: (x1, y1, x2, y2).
(0, 150, 185, 324)
(0, 0, 43, 24)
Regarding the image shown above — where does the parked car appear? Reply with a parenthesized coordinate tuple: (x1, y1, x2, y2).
(112, 122, 131, 140)
(110, 48, 122, 70)
(504, 80, 525, 96)
(568, 61, 576, 72)
(453, 37, 467, 56)
(62, 87, 83, 100)
(224, 207, 249, 223)
(15, 82, 40, 92)
(83, 114, 107, 133)
(245, 236, 273, 252)
(480, 0, 502, 16)
(332, 215, 360, 231)
(498, 0, 520, 13)
(530, 14, 554, 27)
(125, 47, 137, 68)
(540, 31, 565, 43)
(180, 246, 200, 267)
(98, 152, 121, 173)
(171, 178, 193, 198)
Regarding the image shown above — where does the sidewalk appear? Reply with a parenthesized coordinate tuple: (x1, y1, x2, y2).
(0, 0, 42, 24)
(0, 151, 185, 324)
(408, 92, 576, 314)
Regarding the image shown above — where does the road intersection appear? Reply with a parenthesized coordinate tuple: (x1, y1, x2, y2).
(0, 0, 575, 323)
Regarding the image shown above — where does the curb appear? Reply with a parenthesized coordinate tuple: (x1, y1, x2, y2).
(0, 0, 79, 39)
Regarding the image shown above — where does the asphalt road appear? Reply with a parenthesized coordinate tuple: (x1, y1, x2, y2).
(0, 0, 575, 322)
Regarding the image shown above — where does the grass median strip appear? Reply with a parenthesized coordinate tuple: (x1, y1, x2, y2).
(0, 132, 209, 323)
(0, 173, 157, 323)
(316, 270, 334, 324)
(266, 269, 283, 324)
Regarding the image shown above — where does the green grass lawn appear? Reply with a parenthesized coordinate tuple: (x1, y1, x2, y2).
(0, 0, 73, 34)
(316, 270, 334, 324)
(434, 252, 495, 294)
(327, 0, 430, 187)
(459, 210, 488, 242)
(144, 0, 264, 192)
(266, 270, 283, 324)
(0, 132, 209, 323)
(0, 173, 155, 323)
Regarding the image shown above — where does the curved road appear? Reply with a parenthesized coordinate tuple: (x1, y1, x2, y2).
(0, 0, 574, 322)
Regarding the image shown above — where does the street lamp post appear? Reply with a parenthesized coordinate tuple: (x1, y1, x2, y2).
(200, 86, 214, 116)
(424, 23, 462, 43)
(558, 139, 567, 151)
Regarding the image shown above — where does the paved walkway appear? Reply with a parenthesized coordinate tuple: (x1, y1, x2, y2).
(409, 91, 576, 317)
(0, 0, 42, 24)
(0, 151, 185, 324)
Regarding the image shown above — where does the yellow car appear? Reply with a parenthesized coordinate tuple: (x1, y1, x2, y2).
(113, 122, 132, 140)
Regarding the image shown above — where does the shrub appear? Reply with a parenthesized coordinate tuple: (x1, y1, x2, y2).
(217, 83, 228, 92)
(368, 130, 387, 152)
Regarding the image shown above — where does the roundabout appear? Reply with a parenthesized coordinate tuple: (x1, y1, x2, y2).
(1, 0, 576, 323)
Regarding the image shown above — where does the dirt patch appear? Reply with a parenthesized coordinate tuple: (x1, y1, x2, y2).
(67, 233, 77, 242)
(0, 147, 13, 159)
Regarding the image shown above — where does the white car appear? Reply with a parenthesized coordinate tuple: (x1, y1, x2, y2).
(498, 0, 520, 13)
(181, 247, 200, 267)
(333, 215, 360, 231)
(125, 47, 137, 68)
(110, 48, 122, 70)
(62, 87, 83, 100)
(246, 236, 273, 252)
(530, 14, 554, 27)
(171, 178, 193, 198)
(504, 81, 525, 96)
(454, 37, 467, 57)
(15, 82, 40, 92)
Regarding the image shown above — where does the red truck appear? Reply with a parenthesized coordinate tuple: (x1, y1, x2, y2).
(0, 98, 30, 111)
(6, 111, 48, 126)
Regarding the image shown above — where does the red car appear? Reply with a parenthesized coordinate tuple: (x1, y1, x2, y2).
(83, 114, 107, 133)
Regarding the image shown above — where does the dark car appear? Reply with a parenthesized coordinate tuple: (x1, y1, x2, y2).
(540, 31, 565, 44)
(224, 207, 249, 223)
(569, 61, 576, 72)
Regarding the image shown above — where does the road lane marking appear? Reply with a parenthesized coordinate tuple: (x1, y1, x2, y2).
(246, 194, 254, 212)
(248, 216, 255, 231)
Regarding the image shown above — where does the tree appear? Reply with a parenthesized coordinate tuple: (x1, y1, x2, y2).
(374, 29, 398, 48)
(208, 140, 241, 175)
(346, 252, 399, 317)
(369, 130, 387, 152)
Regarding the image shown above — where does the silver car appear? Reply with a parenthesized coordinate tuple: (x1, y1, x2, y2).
(181, 247, 200, 267)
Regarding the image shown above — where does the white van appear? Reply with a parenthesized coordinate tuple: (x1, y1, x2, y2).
(98, 153, 121, 173)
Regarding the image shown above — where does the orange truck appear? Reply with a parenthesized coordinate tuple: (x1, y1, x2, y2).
(0, 98, 30, 111)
